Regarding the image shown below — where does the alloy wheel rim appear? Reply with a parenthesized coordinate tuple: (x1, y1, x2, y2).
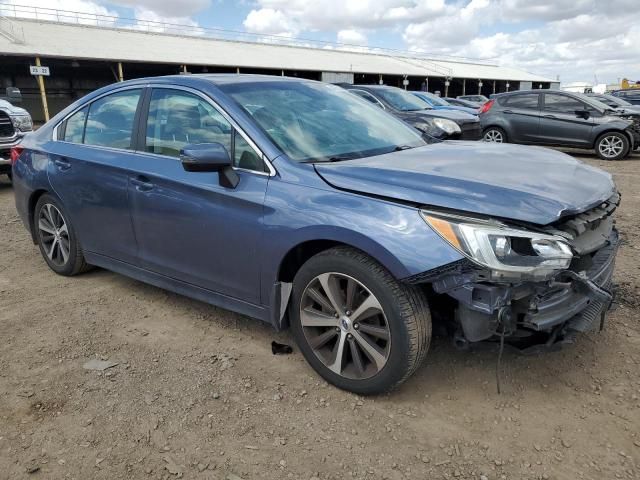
(38, 204, 70, 267)
(599, 136, 624, 158)
(300, 272, 391, 380)
(484, 130, 503, 142)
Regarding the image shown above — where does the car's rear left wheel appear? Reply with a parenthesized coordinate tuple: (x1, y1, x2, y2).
(483, 127, 507, 143)
(35, 194, 91, 276)
(290, 247, 431, 395)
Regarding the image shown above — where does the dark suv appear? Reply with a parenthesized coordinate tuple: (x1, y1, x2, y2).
(1, 88, 33, 180)
(480, 90, 640, 160)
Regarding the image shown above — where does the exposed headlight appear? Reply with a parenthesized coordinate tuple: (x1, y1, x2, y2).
(11, 115, 33, 132)
(432, 118, 461, 135)
(421, 210, 573, 281)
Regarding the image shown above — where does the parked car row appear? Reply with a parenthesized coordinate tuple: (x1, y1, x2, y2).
(479, 89, 640, 160)
(341, 85, 482, 141)
(11, 75, 620, 394)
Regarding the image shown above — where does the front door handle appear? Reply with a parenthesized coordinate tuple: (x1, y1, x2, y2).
(131, 175, 154, 192)
(53, 157, 71, 171)
(543, 114, 557, 119)
(503, 110, 514, 114)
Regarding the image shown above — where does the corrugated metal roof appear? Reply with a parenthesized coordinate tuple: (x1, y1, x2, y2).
(0, 17, 554, 83)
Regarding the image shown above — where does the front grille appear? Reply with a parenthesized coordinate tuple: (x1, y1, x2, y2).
(0, 111, 15, 138)
(459, 121, 482, 140)
(545, 192, 620, 256)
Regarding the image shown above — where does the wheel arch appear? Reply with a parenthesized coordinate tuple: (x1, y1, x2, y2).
(592, 127, 633, 151)
(27, 189, 50, 243)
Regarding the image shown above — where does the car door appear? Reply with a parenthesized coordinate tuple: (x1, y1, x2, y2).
(127, 86, 270, 304)
(47, 87, 143, 264)
(498, 93, 541, 143)
(537, 92, 594, 147)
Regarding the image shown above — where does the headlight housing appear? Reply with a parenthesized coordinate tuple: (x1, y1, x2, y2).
(421, 210, 573, 281)
(11, 114, 33, 132)
(432, 118, 461, 135)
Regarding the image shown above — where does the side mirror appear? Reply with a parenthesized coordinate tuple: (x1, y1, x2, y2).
(180, 143, 239, 188)
(5, 87, 22, 103)
(575, 109, 590, 119)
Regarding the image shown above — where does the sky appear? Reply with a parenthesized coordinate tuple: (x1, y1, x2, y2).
(2, 0, 639, 84)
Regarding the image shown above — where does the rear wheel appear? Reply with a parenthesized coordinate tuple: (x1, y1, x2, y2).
(595, 132, 629, 160)
(290, 247, 431, 394)
(483, 127, 507, 143)
(34, 194, 91, 276)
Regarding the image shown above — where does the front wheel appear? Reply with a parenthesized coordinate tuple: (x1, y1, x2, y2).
(483, 127, 507, 143)
(34, 194, 92, 276)
(595, 132, 629, 160)
(290, 247, 431, 395)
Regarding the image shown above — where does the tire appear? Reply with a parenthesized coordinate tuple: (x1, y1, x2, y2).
(483, 126, 507, 143)
(6, 171, 12, 183)
(595, 132, 630, 160)
(34, 193, 92, 276)
(289, 246, 431, 395)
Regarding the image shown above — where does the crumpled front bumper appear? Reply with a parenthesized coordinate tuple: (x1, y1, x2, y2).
(423, 229, 619, 353)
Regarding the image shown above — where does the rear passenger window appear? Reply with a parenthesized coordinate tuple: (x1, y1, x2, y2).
(503, 94, 539, 109)
(63, 106, 88, 143)
(145, 89, 232, 158)
(84, 89, 142, 149)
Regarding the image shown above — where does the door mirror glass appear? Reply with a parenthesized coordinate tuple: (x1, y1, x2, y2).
(180, 143, 239, 188)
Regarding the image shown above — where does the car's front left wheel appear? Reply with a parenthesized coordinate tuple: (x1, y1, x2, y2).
(595, 132, 629, 160)
(290, 246, 431, 395)
(34, 194, 91, 276)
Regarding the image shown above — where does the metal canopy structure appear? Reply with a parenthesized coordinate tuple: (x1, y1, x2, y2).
(0, 13, 553, 83)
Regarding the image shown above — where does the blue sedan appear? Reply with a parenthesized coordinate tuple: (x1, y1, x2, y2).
(11, 75, 618, 393)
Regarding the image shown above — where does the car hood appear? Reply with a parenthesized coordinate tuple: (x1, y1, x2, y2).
(314, 142, 616, 226)
(401, 109, 477, 122)
(0, 100, 29, 116)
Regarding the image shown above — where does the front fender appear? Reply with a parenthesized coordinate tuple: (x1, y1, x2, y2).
(259, 177, 464, 306)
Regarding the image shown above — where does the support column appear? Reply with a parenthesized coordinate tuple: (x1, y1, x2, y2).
(462, 78, 466, 96)
(444, 78, 450, 97)
(478, 79, 483, 95)
(492, 80, 496, 94)
(35, 57, 49, 122)
(236, 67, 240, 74)
(117, 62, 124, 82)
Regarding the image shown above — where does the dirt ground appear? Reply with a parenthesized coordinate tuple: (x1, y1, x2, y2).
(1, 150, 639, 480)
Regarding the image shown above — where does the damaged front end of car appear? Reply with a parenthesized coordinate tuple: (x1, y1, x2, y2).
(408, 192, 620, 353)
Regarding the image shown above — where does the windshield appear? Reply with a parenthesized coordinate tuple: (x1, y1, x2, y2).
(578, 94, 616, 112)
(220, 81, 425, 162)
(421, 92, 449, 107)
(601, 94, 631, 106)
(375, 88, 432, 112)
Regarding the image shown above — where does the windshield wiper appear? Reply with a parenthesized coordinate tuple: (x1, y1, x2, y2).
(392, 145, 414, 151)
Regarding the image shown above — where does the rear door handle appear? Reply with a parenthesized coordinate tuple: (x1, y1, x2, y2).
(53, 157, 71, 171)
(131, 175, 154, 192)
(543, 114, 557, 119)
(503, 110, 514, 114)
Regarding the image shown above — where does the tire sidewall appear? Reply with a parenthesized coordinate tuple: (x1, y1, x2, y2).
(290, 251, 414, 395)
(34, 194, 81, 276)
(596, 132, 629, 160)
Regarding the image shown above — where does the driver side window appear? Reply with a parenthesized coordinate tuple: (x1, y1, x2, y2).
(544, 94, 586, 113)
(145, 89, 232, 158)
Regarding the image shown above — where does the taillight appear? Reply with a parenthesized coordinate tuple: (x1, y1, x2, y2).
(478, 99, 495, 114)
(10, 145, 24, 166)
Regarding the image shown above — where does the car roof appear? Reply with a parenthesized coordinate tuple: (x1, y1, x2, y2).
(114, 73, 316, 88)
